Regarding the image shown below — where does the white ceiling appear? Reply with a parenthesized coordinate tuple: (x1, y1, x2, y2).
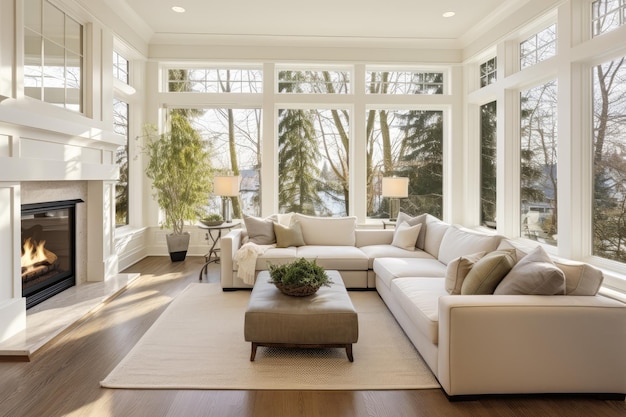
(105, 0, 523, 44)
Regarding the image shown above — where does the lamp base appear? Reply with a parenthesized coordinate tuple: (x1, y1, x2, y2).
(222, 197, 232, 223)
(389, 198, 400, 222)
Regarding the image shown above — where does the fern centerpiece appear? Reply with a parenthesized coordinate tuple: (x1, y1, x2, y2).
(267, 258, 333, 296)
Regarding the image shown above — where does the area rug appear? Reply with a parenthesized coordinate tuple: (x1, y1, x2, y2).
(100, 283, 440, 390)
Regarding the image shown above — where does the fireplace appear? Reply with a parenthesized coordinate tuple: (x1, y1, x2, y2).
(21, 199, 82, 309)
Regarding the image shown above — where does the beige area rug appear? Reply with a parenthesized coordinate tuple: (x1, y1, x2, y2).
(100, 283, 440, 390)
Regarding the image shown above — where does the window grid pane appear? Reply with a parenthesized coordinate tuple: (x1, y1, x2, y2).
(278, 70, 350, 94)
(113, 99, 129, 226)
(592, 0, 626, 36)
(480, 101, 497, 228)
(366, 71, 444, 94)
(23, 0, 83, 111)
(520, 24, 557, 69)
(113, 51, 129, 84)
(167, 68, 263, 93)
(480, 58, 497, 88)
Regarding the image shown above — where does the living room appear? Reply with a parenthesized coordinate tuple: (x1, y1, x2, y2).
(1, 0, 625, 415)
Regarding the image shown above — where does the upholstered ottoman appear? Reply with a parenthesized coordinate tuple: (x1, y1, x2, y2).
(244, 270, 359, 361)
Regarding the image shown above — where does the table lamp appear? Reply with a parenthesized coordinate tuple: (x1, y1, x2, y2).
(214, 175, 240, 223)
(382, 176, 409, 221)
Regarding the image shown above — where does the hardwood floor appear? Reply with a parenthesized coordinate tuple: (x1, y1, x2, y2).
(0, 256, 624, 417)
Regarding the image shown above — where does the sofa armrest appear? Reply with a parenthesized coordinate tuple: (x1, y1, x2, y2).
(220, 229, 244, 288)
(437, 294, 626, 396)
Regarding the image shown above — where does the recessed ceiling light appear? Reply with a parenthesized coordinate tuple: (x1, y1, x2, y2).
(172, 6, 186, 13)
(442, 11, 456, 18)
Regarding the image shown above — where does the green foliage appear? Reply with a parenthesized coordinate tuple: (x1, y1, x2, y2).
(143, 112, 213, 235)
(267, 258, 332, 288)
(203, 213, 223, 222)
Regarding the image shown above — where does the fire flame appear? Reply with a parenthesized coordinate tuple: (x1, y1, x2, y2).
(21, 238, 58, 271)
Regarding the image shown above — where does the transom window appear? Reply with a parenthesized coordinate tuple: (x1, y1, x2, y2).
(520, 24, 557, 69)
(480, 58, 497, 88)
(23, 0, 83, 111)
(167, 68, 263, 93)
(366, 71, 444, 94)
(113, 51, 129, 84)
(277, 69, 350, 94)
(592, 0, 626, 36)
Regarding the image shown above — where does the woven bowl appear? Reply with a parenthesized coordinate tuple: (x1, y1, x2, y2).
(274, 282, 321, 297)
(200, 219, 224, 227)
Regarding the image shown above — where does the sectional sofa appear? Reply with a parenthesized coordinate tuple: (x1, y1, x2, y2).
(220, 212, 626, 398)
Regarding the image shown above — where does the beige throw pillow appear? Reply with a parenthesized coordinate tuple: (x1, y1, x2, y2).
(396, 212, 427, 248)
(495, 246, 566, 295)
(391, 222, 422, 251)
(461, 249, 516, 295)
(273, 221, 306, 248)
(445, 252, 486, 294)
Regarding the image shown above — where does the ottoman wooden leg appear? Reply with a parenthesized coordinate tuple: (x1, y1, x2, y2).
(250, 342, 258, 361)
(346, 344, 353, 362)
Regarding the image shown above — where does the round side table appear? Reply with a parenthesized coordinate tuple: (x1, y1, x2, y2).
(197, 222, 236, 280)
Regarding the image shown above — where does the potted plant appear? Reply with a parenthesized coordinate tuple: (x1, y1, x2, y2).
(143, 112, 213, 261)
(267, 258, 333, 296)
(200, 213, 224, 227)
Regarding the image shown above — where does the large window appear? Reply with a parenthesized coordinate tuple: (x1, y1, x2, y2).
(520, 24, 557, 69)
(520, 81, 558, 245)
(592, 0, 626, 36)
(187, 108, 262, 217)
(278, 107, 349, 216)
(593, 55, 626, 262)
(113, 99, 129, 226)
(480, 101, 497, 228)
(23, 0, 83, 111)
(366, 109, 443, 219)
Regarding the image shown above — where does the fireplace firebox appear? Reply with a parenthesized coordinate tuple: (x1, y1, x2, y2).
(21, 199, 82, 309)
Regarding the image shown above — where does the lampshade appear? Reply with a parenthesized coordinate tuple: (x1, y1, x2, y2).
(214, 175, 240, 197)
(382, 177, 409, 198)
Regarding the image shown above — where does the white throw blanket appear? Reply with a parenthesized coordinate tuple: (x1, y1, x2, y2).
(234, 242, 274, 285)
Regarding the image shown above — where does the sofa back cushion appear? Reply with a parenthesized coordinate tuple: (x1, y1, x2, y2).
(294, 213, 356, 246)
(437, 225, 503, 265)
(423, 216, 449, 258)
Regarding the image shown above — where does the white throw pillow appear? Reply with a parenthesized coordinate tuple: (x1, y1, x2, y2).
(391, 222, 422, 251)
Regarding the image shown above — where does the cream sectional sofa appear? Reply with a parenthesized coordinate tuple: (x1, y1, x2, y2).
(220, 213, 626, 398)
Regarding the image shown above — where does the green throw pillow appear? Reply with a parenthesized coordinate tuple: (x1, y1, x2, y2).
(461, 249, 516, 295)
(273, 221, 305, 248)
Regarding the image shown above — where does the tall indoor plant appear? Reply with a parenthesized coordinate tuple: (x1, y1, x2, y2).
(144, 112, 212, 261)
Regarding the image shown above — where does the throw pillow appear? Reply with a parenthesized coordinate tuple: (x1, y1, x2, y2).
(396, 212, 427, 248)
(391, 222, 422, 251)
(461, 249, 517, 295)
(495, 246, 566, 295)
(445, 252, 486, 294)
(273, 221, 306, 248)
(243, 214, 276, 245)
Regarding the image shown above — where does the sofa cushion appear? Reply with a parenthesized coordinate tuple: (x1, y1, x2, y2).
(273, 221, 305, 248)
(390, 278, 447, 345)
(243, 214, 276, 245)
(445, 252, 486, 295)
(438, 225, 502, 265)
(495, 246, 566, 295)
(360, 245, 432, 269)
(423, 216, 450, 258)
(295, 214, 356, 246)
(373, 257, 445, 289)
(296, 246, 368, 270)
(233, 247, 297, 271)
(554, 260, 604, 295)
(392, 222, 422, 250)
(461, 249, 516, 294)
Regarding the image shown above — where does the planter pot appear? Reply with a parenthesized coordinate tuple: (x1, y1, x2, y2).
(166, 232, 190, 262)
